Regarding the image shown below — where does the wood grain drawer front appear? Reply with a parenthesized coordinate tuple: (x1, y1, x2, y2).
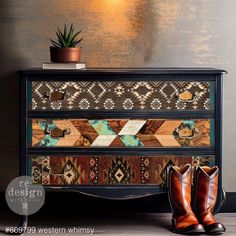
(29, 81, 214, 111)
(29, 118, 214, 147)
(30, 155, 215, 186)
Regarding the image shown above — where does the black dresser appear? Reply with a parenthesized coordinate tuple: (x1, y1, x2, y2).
(19, 68, 226, 224)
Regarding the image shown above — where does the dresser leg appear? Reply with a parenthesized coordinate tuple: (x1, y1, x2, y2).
(18, 215, 28, 228)
(5, 215, 28, 235)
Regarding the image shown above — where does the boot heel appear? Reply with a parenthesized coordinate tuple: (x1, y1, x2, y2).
(171, 218, 176, 232)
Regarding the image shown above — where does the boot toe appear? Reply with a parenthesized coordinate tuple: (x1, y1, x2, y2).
(174, 224, 205, 234)
(205, 223, 226, 234)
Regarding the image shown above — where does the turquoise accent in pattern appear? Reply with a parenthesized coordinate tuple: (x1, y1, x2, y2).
(39, 120, 56, 131)
(208, 156, 215, 167)
(89, 120, 115, 135)
(120, 135, 144, 147)
(183, 120, 195, 128)
(34, 120, 60, 147)
(40, 135, 59, 147)
(210, 81, 215, 110)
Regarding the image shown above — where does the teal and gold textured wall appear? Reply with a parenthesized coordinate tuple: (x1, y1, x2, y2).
(0, 0, 235, 191)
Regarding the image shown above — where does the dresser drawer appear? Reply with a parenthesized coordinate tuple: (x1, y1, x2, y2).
(30, 155, 215, 186)
(29, 118, 214, 148)
(29, 80, 214, 111)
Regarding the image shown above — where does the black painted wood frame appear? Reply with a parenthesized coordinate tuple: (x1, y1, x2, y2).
(19, 68, 226, 215)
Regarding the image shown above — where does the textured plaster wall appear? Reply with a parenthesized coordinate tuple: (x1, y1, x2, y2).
(0, 0, 235, 191)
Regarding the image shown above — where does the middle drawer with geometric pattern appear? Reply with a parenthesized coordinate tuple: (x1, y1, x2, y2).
(29, 118, 214, 148)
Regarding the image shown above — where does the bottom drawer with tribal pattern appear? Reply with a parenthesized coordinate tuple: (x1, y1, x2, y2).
(30, 155, 215, 187)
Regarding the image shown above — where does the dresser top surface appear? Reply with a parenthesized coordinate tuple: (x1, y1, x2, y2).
(18, 67, 226, 75)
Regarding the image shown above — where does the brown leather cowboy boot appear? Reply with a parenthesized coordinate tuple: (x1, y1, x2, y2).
(168, 164, 204, 234)
(194, 166, 225, 234)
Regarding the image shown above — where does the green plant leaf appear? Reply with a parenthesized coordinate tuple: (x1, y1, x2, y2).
(67, 24, 74, 43)
(59, 30, 68, 47)
(52, 24, 83, 47)
(55, 29, 64, 46)
(72, 37, 83, 47)
(63, 24, 67, 38)
(50, 39, 61, 47)
(70, 30, 83, 44)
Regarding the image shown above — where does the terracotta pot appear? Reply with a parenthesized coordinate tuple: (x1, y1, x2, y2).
(50, 47, 81, 63)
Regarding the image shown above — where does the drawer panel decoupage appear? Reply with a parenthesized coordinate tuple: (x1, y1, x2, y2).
(29, 118, 214, 148)
(29, 81, 214, 111)
(30, 155, 215, 186)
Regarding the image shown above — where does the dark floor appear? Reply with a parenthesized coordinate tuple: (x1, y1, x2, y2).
(0, 213, 235, 235)
(0, 192, 235, 235)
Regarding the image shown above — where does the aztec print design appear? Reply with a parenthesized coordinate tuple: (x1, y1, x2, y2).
(30, 81, 214, 111)
(30, 155, 215, 186)
(30, 119, 214, 147)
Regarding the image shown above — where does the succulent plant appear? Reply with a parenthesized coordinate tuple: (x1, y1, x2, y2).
(50, 24, 83, 48)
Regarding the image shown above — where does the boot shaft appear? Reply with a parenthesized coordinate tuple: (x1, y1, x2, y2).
(194, 166, 219, 214)
(168, 164, 193, 215)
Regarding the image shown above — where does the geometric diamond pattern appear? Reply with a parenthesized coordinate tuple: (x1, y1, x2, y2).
(104, 156, 135, 184)
(61, 160, 79, 184)
(118, 120, 146, 135)
(30, 81, 213, 111)
(48, 157, 86, 185)
(31, 119, 213, 147)
(30, 155, 215, 186)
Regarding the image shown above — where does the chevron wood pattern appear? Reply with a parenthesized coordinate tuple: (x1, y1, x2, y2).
(29, 118, 213, 147)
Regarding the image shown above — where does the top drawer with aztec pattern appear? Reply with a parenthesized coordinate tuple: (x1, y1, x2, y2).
(29, 80, 215, 111)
